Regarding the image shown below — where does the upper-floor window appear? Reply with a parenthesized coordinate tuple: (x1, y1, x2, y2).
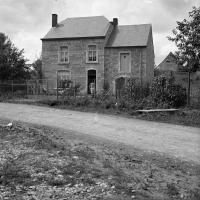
(58, 46, 69, 63)
(87, 45, 98, 63)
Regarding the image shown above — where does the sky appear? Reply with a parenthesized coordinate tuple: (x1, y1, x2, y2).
(0, 0, 199, 65)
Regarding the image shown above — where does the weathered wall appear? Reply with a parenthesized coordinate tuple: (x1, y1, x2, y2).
(104, 47, 146, 92)
(42, 38, 105, 93)
(145, 27, 155, 83)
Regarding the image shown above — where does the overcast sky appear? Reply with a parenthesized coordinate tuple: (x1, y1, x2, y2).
(0, 0, 199, 64)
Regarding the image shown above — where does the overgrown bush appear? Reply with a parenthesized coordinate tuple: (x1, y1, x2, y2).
(150, 75, 187, 108)
(39, 75, 187, 110)
(0, 92, 13, 101)
(120, 78, 150, 102)
(116, 78, 150, 110)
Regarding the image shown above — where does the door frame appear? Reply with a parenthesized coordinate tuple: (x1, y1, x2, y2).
(118, 51, 131, 73)
(87, 69, 97, 94)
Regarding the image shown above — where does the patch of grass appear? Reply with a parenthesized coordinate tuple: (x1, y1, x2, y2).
(0, 155, 31, 185)
(167, 183, 179, 196)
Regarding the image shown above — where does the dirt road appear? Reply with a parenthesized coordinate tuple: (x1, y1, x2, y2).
(0, 102, 199, 163)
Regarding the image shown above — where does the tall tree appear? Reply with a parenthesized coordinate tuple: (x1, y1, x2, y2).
(0, 33, 30, 82)
(32, 57, 43, 80)
(168, 6, 200, 105)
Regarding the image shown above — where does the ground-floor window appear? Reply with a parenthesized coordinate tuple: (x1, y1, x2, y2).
(57, 70, 71, 88)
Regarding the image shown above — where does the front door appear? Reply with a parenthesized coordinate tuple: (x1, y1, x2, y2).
(88, 70, 96, 94)
(120, 53, 130, 72)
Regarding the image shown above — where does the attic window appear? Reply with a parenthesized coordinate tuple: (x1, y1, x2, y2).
(58, 46, 69, 63)
(86, 45, 98, 63)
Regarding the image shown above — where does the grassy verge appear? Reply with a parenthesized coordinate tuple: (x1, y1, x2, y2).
(3, 97, 200, 128)
(0, 119, 200, 200)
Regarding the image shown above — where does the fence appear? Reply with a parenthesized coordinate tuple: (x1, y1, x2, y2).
(0, 78, 200, 105)
(0, 79, 83, 101)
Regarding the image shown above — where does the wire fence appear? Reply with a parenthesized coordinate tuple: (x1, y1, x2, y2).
(0, 79, 58, 100)
(0, 78, 91, 101)
(0, 78, 200, 105)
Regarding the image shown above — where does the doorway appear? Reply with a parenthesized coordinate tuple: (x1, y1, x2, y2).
(115, 77, 125, 98)
(87, 69, 96, 94)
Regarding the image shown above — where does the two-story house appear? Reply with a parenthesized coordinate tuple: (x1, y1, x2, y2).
(41, 14, 154, 94)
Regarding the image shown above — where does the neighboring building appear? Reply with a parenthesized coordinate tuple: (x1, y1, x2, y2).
(156, 52, 179, 73)
(157, 52, 200, 99)
(41, 14, 154, 94)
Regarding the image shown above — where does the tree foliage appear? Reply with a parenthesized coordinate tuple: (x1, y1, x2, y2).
(168, 6, 200, 72)
(0, 33, 30, 81)
(32, 58, 43, 80)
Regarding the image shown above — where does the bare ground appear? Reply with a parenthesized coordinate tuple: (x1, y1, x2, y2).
(0, 120, 200, 200)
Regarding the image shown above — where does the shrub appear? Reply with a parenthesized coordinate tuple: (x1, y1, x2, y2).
(150, 75, 187, 108)
(74, 96, 91, 107)
(116, 78, 150, 110)
(100, 96, 116, 109)
(61, 82, 81, 98)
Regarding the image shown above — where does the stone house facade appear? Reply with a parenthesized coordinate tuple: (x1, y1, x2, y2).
(41, 15, 154, 94)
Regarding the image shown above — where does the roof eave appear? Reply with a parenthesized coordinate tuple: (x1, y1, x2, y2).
(105, 45, 147, 48)
(41, 36, 105, 41)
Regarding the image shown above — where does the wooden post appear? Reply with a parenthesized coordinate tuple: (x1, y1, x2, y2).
(187, 71, 191, 106)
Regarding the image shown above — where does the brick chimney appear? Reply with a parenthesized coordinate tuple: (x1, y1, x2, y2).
(52, 14, 58, 27)
(113, 18, 118, 26)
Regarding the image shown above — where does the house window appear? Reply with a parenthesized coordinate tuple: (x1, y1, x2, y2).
(58, 46, 69, 63)
(87, 45, 98, 63)
(57, 70, 71, 88)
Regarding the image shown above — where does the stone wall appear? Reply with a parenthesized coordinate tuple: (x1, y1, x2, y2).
(42, 38, 105, 94)
(104, 47, 147, 92)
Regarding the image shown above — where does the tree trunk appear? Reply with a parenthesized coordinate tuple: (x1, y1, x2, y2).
(187, 71, 191, 106)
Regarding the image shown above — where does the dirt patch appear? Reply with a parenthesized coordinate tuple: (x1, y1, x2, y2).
(0, 119, 200, 200)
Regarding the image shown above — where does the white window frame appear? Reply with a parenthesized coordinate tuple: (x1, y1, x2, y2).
(86, 44, 98, 63)
(58, 46, 69, 64)
(119, 51, 131, 73)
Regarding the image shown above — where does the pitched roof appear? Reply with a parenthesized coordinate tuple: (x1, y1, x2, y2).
(106, 24, 151, 47)
(42, 16, 110, 39)
(157, 52, 179, 71)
